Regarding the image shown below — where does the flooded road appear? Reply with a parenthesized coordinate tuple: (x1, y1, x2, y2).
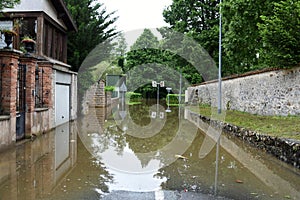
(1, 101, 300, 199)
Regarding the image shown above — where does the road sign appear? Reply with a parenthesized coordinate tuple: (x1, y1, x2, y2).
(160, 81, 165, 87)
(152, 81, 157, 87)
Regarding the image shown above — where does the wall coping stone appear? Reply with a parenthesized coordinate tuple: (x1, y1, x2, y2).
(195, 67, 285, 86)
(34, 108, 49, 112)
(0, 49, 23, 54)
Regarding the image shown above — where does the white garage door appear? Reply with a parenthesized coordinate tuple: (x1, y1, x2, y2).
(55, 84, 70, 126)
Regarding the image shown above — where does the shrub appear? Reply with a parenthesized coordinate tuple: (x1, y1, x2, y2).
(104, 86, 115, 92)
(126, 92, 142, 102)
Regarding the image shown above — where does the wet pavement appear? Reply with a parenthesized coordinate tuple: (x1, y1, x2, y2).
(0, 101, 300, 199)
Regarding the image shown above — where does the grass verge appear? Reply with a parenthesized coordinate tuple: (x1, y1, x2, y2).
(188, 105, 300, 140)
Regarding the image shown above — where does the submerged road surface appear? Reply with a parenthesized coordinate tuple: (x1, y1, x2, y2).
(101, 190, 230, 200)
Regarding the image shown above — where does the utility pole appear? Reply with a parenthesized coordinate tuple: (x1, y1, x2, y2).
(218, 0, 222, 114)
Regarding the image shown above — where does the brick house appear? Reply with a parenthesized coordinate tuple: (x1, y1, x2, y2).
(0, 0, 77, 149)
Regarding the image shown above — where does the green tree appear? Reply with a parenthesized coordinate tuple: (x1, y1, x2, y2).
(126, 29, 160, 71)
(125, 29, 203, 98)
(163, 0, 219, 59)
(64, 0, 119, 71)
(222, 0, 269, 73)
(159, 29, 215, 82)
(161, 0, 219, 81)
(112, 33, 127, 73)
(0, 0, 20, 10)
(163, 0, 300, 77)
(125, 29, 162, 97)
(258, 0, 300, 68)
(223, 0, 300, 72)
(131, 29, 159, 50)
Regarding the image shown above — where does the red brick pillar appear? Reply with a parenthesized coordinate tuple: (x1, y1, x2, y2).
(38, 61, 53, 107)
(19, 55, 37, 135)
(0, 50, 20, 116)
(0, 50, 21, 145)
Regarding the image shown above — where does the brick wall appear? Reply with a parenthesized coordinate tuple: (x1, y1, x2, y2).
(0, 50, 19, 116)
(38, 61, 53, 107)
(0, 49, 77, 148)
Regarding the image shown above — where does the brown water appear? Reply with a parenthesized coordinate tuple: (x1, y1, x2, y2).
(0, 102, 300, 200)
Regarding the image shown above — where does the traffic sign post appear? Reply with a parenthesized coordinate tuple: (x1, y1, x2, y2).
(152, 80, 165, 117)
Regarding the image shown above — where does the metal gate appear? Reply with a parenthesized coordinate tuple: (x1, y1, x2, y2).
(16, 63, 26, 140)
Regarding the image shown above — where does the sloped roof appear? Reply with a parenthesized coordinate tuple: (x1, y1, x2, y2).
(51, 0, 77, 31)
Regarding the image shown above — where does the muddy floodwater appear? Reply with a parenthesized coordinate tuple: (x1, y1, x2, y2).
(1, 101, 300, 200)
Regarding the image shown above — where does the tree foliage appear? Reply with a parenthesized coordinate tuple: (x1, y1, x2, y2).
(162, 0, 221, 81)
(223, 0, 300, 71)
(163, 0, 300, 76)
(125, 29, 167, 97)
(163, 0, 219, 58)
(64, 0, 119, 71)
(258, 0, 300, 68)
(222, 0, 270, 73)
(112, 33, 127, 73)
(126, 29, 160, 71)
(0, 0, 20, 10)
(124, 29, 203, 97)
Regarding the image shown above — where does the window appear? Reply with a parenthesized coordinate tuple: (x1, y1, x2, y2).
(34, 66, 45, 108)
(19, 18, 37, 52)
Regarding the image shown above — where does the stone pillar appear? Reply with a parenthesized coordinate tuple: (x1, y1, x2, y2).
(94, 80, 105, 108)
(0, 49, 21, 145)
(70, 73, 78, 120)
(19, 55, 37, 136)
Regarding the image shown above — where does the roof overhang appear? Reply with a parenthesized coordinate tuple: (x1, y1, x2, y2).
(51, 0, 77, 32)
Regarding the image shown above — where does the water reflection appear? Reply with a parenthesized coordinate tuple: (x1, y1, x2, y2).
(0, 121, 79, 199)
(80, 100, 300, 199)
(79, 101, 198, 192)
(1, 102, 300, 199)
(181, 109, 300, 199)
(0, 120, 115, 200)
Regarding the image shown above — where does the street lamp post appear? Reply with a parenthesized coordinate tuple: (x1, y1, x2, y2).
(218, 0, 222, 114)
(119, 82, 127, 120)
(152, 80, 165, 110)
(166, 87, 172, 113)
(215, 0, 223, 196)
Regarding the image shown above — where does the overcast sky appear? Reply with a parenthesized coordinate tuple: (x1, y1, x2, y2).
(100, 0, 173, 32)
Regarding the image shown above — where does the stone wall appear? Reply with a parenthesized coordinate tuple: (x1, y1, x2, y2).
(189, 67, 300, 116)
(83, 81, 118, 111)
(185, 109, 300, 168)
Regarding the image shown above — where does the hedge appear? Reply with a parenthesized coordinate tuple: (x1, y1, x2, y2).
(166, 94, 185, 106)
